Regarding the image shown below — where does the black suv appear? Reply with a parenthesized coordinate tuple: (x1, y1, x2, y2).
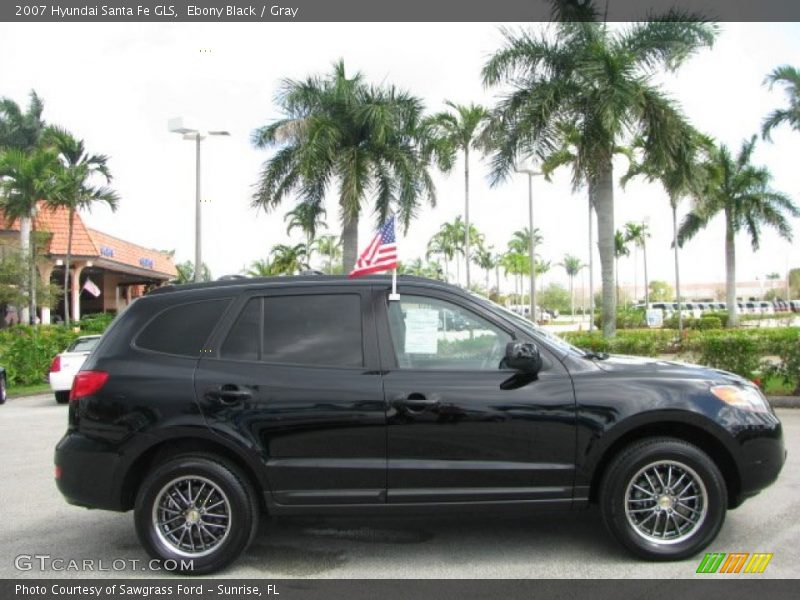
(55, 275, 785, 573)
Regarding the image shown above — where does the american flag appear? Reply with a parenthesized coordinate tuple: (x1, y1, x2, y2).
(82, 278, 101, 298)
(348, 215, 398, 279)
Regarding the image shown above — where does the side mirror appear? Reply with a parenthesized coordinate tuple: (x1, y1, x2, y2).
(504, 341, 542, 375)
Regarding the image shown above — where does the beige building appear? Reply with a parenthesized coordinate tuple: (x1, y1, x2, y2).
(1, 203, 178, 324)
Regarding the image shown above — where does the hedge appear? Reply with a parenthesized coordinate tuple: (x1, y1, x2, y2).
(0, 313, 118, 386)
(561, 327, 800, 384)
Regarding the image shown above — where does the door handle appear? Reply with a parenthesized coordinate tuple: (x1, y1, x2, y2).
(215, 384, 251, 405)
(393, 393, 439, 411)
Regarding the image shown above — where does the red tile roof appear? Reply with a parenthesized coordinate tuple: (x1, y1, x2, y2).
(2, 203, 177, 278)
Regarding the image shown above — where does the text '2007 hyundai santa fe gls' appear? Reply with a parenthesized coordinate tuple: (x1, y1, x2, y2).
(54, 275, 785, 573)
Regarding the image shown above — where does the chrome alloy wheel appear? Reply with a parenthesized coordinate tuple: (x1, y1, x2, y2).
(152, 475, 232, 557)
(624, 460, 708, 545)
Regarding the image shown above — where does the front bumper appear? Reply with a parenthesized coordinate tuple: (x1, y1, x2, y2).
(54, 432, 125, 511)
(732, 414, 786, 506)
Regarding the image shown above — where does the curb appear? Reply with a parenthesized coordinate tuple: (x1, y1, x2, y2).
(768, 396, 800, 409)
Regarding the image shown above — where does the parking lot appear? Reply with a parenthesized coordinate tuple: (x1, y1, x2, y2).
(1, 393, 798, 579)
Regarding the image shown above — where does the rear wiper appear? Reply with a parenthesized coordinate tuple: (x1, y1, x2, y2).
(582, 349, 609, 360)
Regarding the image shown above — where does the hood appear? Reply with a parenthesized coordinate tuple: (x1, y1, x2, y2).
(592, 354, 750, 385)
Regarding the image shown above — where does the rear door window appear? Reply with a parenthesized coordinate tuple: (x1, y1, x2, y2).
(219, 293, 364, 367)
(136, 299, 230, 356)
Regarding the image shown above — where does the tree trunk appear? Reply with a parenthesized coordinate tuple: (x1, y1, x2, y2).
(64, 208, 75, 326)
(455, 254, 461, 286)
(341, 213, 359, 273)
(594, 163, 616, 337)
(464, 147, 471, 289)
(725, 210, 738, 328)
(19, 216, 31, 324)
(643, 238, 649, 309)
(588, 187, 595, 331)
(570, 276, 575, 318)
(29, 216, 38, 324)
(672, 201, 683, 334)
(485, 268, 489, 292)
(495, 264, 500, 295)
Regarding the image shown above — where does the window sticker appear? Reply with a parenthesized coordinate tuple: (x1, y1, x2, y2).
(403, 308, 440, 354)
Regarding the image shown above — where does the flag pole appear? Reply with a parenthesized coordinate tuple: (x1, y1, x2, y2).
(389, 267, 400, 301)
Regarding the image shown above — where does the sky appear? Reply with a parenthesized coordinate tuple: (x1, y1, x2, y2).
(1, 21, 799, 293)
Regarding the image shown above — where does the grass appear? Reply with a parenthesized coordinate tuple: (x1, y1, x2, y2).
(7, 382, 51, 399)
(762, 375, 797, 396)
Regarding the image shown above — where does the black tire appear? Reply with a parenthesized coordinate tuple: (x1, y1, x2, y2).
(134, 453, 259, 574)
(0, 375, 6, 404)
(599, 437, 727, 561)
(55, 391, 70, 404)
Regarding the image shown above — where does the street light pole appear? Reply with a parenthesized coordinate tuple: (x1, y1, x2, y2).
(194, 134, 202, 282)
(168, 118, 229, 283)
(515, 162, 541, 324)
(527, 172, 535, 323)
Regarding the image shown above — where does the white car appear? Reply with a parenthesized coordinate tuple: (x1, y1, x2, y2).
(49, 335, 102, 404)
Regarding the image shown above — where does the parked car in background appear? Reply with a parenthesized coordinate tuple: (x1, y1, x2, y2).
(49, 335, 102, 404)
(0, 365, 6, 404)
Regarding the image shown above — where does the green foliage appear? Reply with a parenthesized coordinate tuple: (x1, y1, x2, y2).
(649, 280, 673, 302)
(539, 283, 570, 313)
(762, 335, 800, 395)
(664, 311, 729, 329)
(561, 327, 800, 385)
(0, 325, 79, 386)
(696, 334, 761, 380)
(594, 308, 646, 330)
(698, 316, 723, 330)
(0, 314, 115, 386)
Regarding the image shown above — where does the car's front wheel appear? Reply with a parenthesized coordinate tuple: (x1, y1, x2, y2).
(600, 437, 727, 560)
(134, 454, 259, 574)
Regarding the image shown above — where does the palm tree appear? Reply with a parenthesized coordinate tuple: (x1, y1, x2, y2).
(762, 65, 800, 141)
(313, 234, 342, 274)
(614, 230, 630, 306)
(624, 222, 651, 307)
(559, 254, 584, 318)
(284, 200, 327, 250)
(0, 91, 47, 323)
(424, 102, 490, 288)
(472, 246, 496, 292)
(269, 243, 310, 275)
(622, 131, 711, 333)
(246, 258, 277, 277)
(427, 224, 457, 283)
(0, 147, 62, 323)
(482, 2, 716, 336)
(173, 260, 211, 284)
(252, 60, 435, 271)
(678, 136, 799, 327)
(44, 127, 119, 325)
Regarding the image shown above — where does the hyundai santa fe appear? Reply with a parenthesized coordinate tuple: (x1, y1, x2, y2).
(54, 275, 785, 573)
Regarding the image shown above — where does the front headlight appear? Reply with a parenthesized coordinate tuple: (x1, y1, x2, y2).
(710, 384, 770, 413)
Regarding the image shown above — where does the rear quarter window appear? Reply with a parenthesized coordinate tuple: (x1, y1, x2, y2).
(135, 298, 231, 357)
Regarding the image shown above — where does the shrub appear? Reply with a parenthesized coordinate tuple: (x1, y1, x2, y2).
(0, 326, 80, 386)
(698, 316, 723, 330)
(696, 333, 761, 380)
(594, 307, 646, 330)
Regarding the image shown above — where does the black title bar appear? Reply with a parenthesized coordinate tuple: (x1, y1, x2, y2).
(3, 0, 800, 22)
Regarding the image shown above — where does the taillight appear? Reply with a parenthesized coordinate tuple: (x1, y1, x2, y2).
(50, 356, 61, 373)
(70, 371, 109, 402)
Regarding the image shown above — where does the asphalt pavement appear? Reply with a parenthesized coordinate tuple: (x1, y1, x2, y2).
(1, 393, 797, 579)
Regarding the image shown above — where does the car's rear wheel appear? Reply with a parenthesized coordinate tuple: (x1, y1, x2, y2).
(600, 437, 727, 560)
(55, 391, 70, 404)
(0, 375, 6, 404)
(134, 454, 259, 574)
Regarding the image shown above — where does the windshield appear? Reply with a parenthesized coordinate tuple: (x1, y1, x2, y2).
(67, 337, 101, 353)
(468, 292, 585, 358)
